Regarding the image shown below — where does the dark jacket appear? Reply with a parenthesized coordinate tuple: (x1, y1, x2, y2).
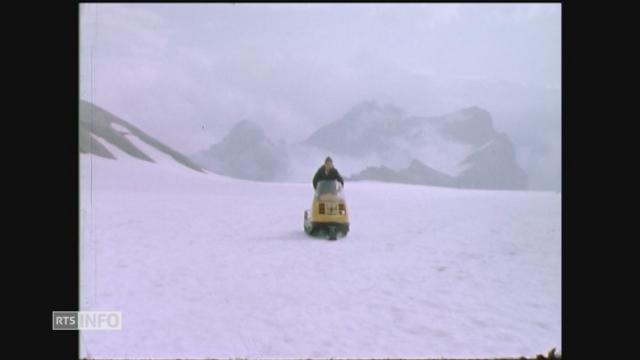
(313, 166, 344, 189)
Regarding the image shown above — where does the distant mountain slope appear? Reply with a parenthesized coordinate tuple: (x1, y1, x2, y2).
(348, 159, 456, 188)
(303, 102, 502, 176)
(456, 133, 528, 190)
(304, 101, 408, 157)
(433, 106, 497, 147)
(79, 100, 204, 173)
(307, 101, 527, 190)
(191, 120, 290, 181)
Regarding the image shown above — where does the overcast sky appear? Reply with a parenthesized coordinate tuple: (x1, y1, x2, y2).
(79, 3, 561, 188)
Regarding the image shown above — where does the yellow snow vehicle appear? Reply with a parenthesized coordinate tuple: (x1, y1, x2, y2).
(304, 180, 349, 240)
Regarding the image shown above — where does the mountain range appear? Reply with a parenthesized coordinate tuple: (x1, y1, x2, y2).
(192, 101, 527, 190)
(78, 99, 528, 190)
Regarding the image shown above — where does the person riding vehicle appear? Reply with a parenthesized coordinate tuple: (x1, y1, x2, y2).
(305, 157, 349, 240)
(312, 156, 344, 189)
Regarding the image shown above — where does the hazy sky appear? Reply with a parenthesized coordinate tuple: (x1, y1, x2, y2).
(79, 3, 561, 189)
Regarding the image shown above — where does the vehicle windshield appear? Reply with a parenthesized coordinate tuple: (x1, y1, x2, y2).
(315, 180, 344, 199)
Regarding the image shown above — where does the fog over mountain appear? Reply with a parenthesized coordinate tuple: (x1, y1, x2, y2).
(190, 100, 527, 190)
(80, 3, 560, 190)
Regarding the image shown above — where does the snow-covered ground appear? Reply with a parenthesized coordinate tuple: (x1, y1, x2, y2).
(80, 147, 561, 358)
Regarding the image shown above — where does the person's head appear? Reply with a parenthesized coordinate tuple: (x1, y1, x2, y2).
(324, 156, 333, 170)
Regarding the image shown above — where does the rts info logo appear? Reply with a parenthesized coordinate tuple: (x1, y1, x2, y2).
(52, 311, 122, 330)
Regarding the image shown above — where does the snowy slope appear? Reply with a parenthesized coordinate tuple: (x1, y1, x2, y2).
(80, 151, 560, 358)
(79, 99, 205, 173)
